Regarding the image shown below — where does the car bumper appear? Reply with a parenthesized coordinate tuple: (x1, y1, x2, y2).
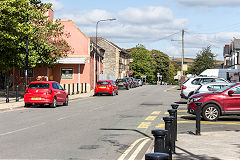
(24, 94, 53, 104)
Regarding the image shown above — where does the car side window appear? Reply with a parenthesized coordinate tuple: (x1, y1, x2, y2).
(207, 85, 222, 91)
(230, 86, 240, 94)
(57, 83, 63, 90)
(111, 81, 115, 85)
(191, 78, 200, 85)
(201, 78, 214, 85)
(52, 83, 59, 89)
(215, 79, 225, 82)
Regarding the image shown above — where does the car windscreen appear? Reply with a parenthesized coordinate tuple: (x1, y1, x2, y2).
(28, 83, 49, 89)
(97, 81, 110, 85)
(215, 83, 237, 93)
(116, 79, 125, 82)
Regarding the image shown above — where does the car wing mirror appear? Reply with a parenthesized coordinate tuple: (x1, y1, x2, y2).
(228, 90, 234, 96)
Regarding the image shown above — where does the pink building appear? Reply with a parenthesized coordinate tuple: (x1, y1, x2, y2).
(12, 10, 104, 93)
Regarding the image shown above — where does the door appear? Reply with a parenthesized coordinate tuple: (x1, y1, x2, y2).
(224, 85, 240, 111)
(57, 83, 66, 102)
(52, 83, 63, 102)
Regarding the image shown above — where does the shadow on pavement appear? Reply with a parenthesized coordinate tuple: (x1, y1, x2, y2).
(175, 146, 221, 160)
(100, 128, 153, 140)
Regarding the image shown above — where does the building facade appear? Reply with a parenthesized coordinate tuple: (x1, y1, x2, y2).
(223, 39, 240, 69)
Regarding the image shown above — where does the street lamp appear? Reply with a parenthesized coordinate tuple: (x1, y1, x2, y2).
(94, 18, 116, 89)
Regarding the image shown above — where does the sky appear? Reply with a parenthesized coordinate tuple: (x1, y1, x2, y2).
(43, 0, 240, 60)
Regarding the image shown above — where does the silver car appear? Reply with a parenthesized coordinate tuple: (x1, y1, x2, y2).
(194, 82, 233, 94)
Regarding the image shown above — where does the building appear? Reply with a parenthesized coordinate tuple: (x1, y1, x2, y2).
(223, 39, 240, 69)
(90, 37, 130, 80)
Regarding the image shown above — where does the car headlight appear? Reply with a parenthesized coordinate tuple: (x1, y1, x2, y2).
(189, 97, 203, 103)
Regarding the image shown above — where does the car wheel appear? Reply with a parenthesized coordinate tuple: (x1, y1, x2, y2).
(126, 86, 129, 90)
(202, 104, 220, 121)
(24, 103, 31, 108)
(63, 96, 68, 106)
(116, 91, 118, 95)
(50, 97, 57, 108)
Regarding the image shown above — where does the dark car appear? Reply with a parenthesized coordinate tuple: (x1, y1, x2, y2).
(188, 83, 240, 121)
(126, 77, 135, 88)
(116, 78, 130, 90)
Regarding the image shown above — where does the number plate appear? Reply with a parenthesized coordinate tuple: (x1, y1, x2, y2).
(119, 83, 123, 85)
(99, 86, 106, 88)
(31, 97, 41, 100)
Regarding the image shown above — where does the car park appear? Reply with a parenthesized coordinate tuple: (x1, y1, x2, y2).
(95, 80, 118, 96)
(24, 81, 68, 108)
(181, 76, 228, 99)
(194, 82, 232, 94)
(188, 83, 240, 121)
(116, 78, 130, 90)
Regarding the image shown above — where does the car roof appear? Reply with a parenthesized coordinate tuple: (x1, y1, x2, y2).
(29, 81, 56, 84)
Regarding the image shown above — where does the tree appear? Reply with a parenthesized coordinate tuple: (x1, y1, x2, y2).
(188, 46, 216, 75)
(0, 0, 71, 72)
(129, 45, 155, 83)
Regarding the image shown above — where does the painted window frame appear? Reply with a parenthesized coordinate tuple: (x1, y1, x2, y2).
(61, 68, 74, 79)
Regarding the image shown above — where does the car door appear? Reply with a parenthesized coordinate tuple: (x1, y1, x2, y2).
(52, 83, 62, 102)
(111, 81, 117, 93)
(223, 85, 240, 111)
(57, 83, 66, 102)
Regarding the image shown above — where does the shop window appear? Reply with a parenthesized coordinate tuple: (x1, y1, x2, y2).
(61, 68, 73, 79)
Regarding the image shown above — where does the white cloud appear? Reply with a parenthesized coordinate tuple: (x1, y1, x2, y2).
(177, 0, 240, 7)
(43, 0, 64, 11)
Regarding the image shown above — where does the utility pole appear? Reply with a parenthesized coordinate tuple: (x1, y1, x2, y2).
(181, 29, 184, 76)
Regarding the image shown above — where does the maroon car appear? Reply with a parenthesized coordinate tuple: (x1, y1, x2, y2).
(188, 83, 240, 121)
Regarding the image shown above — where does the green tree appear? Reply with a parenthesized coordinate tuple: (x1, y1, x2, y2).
(150, 50, 176, 84)
(0, 0, 71, 72)
(129, 45, 155, 83)
(188, 46, 216, 75)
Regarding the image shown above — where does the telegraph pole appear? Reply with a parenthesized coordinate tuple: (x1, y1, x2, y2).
(181, 29, 184, 76)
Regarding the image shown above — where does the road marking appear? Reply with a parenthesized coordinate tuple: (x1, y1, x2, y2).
(164, 112, 168, 114)
(178, 110, 187, 112)
(156, 124, 165, 128)
(128, 138, 151, 160)
(0, 122, 45, 136)
(117, 137, 147, 160)
(151, 111, 161, 115)
(145, 116, 157, 121)
(177, 121, 240, 125)
(137, 122, 151, 128)
(177, 115, 195, 117)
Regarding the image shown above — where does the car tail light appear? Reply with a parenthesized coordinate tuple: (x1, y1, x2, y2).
(47, 89, 52, 94)
(182, 85, 187, 90)
(124, 83, 127, 85)
(25, 89, 29, 94)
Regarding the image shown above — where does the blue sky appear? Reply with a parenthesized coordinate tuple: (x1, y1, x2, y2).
(44, 0, 240, 60)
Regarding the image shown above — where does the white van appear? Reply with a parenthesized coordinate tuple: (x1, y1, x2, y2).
(199, 69, 240, 82)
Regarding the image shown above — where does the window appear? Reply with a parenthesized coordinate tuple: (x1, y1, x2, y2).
(61, 68, 73, 79)
(215, 79, 226, 82)
(201, 78, 214, 85)
(52, 83, 59, 89)
(207, 85, 222, 91)
(28, 83, 49, 89)
(97, 81, 109, 85)
(191, 78, 200, 85)
(20, 68, 33, 77)
(57, 83, 63, 90)
(230, 86, 240, 94)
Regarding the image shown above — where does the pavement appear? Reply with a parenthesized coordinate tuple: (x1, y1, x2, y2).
(1, 88, 239, 160)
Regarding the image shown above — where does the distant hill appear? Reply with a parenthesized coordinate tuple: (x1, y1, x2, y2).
(169, 57, 224, 68)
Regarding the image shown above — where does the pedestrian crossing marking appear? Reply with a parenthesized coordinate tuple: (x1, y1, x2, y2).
(178, 110, 187, 112)
(137, 122, 151, 128)
(156, 124, 165, 128)
(151, 111, 161, 115)
(145, 116, 157, 121)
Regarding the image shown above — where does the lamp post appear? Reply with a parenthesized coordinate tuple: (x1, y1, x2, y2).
(94, 18, 116, 89)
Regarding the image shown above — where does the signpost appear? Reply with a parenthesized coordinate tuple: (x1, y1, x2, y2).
(141, 75, 146, 84)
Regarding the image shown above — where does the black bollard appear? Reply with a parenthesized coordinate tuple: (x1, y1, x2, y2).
(163, 116, 174, 159)
(85, 83, 87, 93)
(81, 83, 83, 93)
(68, 84, 70, 95)
(64, 84, 66, 90)
(168, 109, 177, 153)
(72, 83, 74, 95)
(16, 85, 19, 102)
(171, 104, 179, 141)
(152, 129, 168, 153)
(195, 102, 202, 135)
(145, 153, 170, 160)
(6, 86, 9, 103)
(77, 83, 79, 94)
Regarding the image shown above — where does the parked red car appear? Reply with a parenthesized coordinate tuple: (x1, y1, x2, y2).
(188, 83, 240, 121)
(24, 81, 68, 108)
(95, 80, 118, 96)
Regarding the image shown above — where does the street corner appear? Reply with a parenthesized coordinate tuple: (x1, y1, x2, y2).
(118, 137, 153, 160)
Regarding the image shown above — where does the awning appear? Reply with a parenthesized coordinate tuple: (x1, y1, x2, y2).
(57, 57, 88, 64)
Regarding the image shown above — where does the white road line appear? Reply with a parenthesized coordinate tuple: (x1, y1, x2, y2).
(0, 122, 45, 136)
(128, 138, 151, 160)
(118, 137, 147, 160)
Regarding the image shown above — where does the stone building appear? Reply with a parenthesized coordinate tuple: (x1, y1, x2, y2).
(90, 37, 130, 80)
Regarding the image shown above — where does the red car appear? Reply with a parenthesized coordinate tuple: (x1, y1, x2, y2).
(188, 83, 240, 121)
(95, 80, 118, 96)
(24, 81, 68, 108)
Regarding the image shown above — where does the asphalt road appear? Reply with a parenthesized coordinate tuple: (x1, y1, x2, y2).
(0, 85, 239, 159)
